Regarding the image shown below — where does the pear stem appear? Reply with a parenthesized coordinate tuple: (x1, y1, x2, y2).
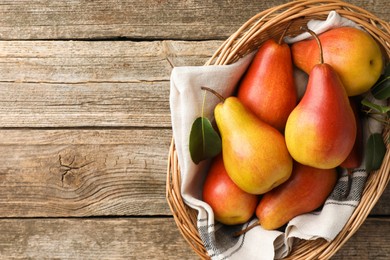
(278, 20, 293, 45)
(233, 221, 259, 237)
(201, 86, 225, 102)
(302, 27, 324, 64)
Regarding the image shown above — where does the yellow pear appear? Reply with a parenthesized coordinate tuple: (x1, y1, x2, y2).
(291, 27, 384, 96)
(210, 89, 292, 195)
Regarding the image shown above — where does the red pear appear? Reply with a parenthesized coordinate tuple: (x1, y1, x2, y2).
(202, 155, 259, 225)
(340, 97, 364, 170)
(237, 29, 297, 132)
(256, 162, 338, 230)
(285, 29, 357, 169)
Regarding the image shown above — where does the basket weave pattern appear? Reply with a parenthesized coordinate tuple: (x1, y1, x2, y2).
(166, 0, 390, 259)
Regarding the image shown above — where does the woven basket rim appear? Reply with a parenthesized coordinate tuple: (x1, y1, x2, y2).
(166, 0, 390, 259)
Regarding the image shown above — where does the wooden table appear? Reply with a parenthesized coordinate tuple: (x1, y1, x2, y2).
(0, 0, 388, 259)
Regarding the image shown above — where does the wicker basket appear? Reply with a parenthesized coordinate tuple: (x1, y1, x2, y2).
(166, 0, 390, 259)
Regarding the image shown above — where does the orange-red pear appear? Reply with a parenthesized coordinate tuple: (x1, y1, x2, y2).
(256, 162, 338, 230)
(238, 37, 297, 132)
(285, 29, 357, 169)
(202, 155, 259, 225)
(340, 97, 364, 169)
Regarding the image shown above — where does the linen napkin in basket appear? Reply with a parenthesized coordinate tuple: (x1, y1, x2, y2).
(169, 11, 383, 260)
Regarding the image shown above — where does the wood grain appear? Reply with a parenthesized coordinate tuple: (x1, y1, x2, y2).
(0, 0, 387, 40)
(0, 128, 387, 218)
(0, 218, 197, 259)
(0, 129, 172, 217)
(0, 217, 387, 259)
(0, 40, 222, 127)
(333, 218, 390, 259)
(0, 41, 220, 83)
(0, 81, 172, 128)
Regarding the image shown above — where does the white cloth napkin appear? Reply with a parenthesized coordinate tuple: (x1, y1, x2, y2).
(169, 11, 382, 260)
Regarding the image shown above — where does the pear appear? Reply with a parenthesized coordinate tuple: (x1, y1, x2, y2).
(256, 162, 338, 230)
(340, 97, 363, 170)
(285, 30, 357, 169)
(237, 27, 297, 132)
(234, 162, 337, 235)
(204, 87, 293, 195)
(291, 27, 384, 96)
(202, 155, 259, 225)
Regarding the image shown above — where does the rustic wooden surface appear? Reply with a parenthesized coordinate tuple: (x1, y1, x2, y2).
(0, 0, 388, 259)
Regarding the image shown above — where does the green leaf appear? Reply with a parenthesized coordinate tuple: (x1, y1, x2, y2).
(361, 99, 390, 114)
(189, 117, 222, 164)
(365, 133, 386, 173)
(372, 63, 390, 100)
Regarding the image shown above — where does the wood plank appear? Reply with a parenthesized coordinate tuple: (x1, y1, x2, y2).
(0, 0, 387, 40)
(0, 82, 172, 128)
(333, 218, 390, 259)
(0, 218, 197, 259)
(0, 217, 387, 259)
(371, 183, 390, 215)
(0, 40, 222, 127)
(0, 40, 221, 83)
(0, 128, 387, 218)
(0, 129, 173, 217)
